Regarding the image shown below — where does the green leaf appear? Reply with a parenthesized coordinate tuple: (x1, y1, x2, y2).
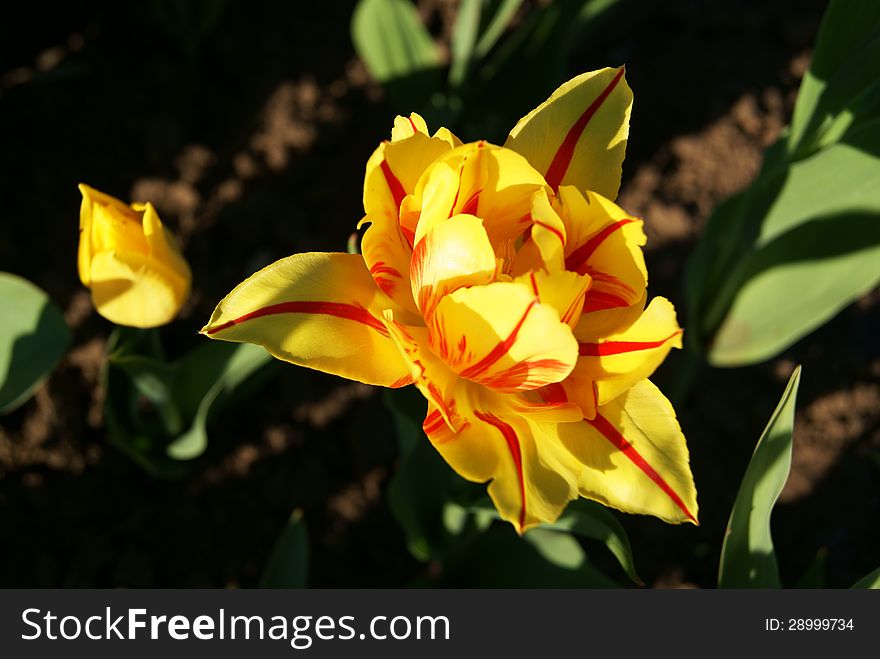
(851, 566, 880, 589)
(0, 273, 71, 414)
(437, 523, 619, 587)
(448, 0, 481, 88)
(385, 388, 456, 560)
(351, 0, 442, 108)
(259, 510, 309, 588)
(544, 499, 642, 584)
(788, 0, 880, 158)
(704, 120, 880, 366)
(167, 341, 273, 459)
(718, 366, 801, 588)
(473, 0, 524, 60)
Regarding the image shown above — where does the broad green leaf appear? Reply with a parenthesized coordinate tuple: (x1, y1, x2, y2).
(788, 0, 880, 157)
(718, 366, 801, 588)
(167, 341, 273, 459)
(259, 510, 309, 588)
(0, 273, 70, 414)
(705, 120, 880, 366)
(851, 566, 880, 589)
(351, 0, 441, 107)
(545, 499, 641, 584)
(449, 0, 481, 88)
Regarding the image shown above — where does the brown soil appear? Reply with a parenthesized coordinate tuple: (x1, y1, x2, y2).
(1, 0, 877, 588)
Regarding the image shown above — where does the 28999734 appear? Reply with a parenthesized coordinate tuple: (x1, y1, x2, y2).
(764, 618, 854, 631)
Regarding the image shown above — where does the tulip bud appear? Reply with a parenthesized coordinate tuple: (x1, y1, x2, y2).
(77, 184, 191, 328)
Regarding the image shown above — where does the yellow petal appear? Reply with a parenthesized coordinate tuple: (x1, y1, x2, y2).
(514, 269, 591, 330)
(358, 212, 419, 315)
(416, 142, 548, 248)
(504, 66, 632, 199)
(202, 253, 413, 388)
(410, 214, 497, 317)
(78, 184, 148, 287)
(557, 379, 698, 524)
(136, 201, 192, 285)
(427, 281, 577, 392)
(363, 123, 456, 221)
(391, 113, 429, 141)
(423, 389, 581, 533)
(575, 296, 682, 405)
(89, 250, 189, 328)
(558, 186, 646, 316)
(511, 188, 568, 276)
(411, 161, 460, 245)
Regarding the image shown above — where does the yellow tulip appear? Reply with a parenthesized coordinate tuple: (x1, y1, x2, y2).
(203, 67, 698, 533)
(78, 184, 191, 328)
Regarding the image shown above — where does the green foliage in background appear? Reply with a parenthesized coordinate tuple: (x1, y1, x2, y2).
(104, 328, 275, 476)
(0, 272, 70, 414)
(352, 0, 626, 139)
(686, 0, 880, 366)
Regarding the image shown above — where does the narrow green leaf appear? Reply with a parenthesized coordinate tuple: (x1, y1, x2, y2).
(259, 510, 309, 588)
(718, 366, 801, 588)
(545, 499, 642, 584)
(473, 0, 524, 60)
(788, 0, 880, 157)
(449, 0, 482, 88)
(0, 273, 71, 414)
(851, 566, 880, 589)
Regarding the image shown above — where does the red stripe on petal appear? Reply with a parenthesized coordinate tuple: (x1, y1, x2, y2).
(478, 358, 571, 392)
(475, 410, 526, 530)
(528, 272, 540, 297)
(389, 374, 415, 388)
(565, 218, 634, 272)
(370, 261, 403, 278)
(581, 290, 631, 313)
(540, 382, 569, 404)
(459, 300, 539, 380)
(401, 226, 416, 249)
(545, 67, 626, 191)
(423, 409, 446, 436)
(587, 413, 697, 523)
(460, 189, 482, 216)
(380, 159, 407, 209)
(578, 330, 682, 357)
(206, 301, 390, 337)
(534, 219, 565, 244)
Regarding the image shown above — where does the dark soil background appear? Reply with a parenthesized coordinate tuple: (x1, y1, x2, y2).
(1, 0, 877, 588)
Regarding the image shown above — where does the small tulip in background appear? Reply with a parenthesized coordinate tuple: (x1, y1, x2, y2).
(203, 67, 698, 533)
(78, 184, 191, 328)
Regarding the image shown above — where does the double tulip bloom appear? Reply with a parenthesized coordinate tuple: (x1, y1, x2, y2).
(204, 67, 698, 532)
(78, 185, 191, 328)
